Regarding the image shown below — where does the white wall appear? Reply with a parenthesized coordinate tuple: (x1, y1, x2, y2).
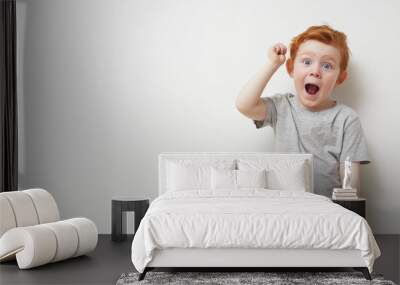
(17, 0, 400, 234)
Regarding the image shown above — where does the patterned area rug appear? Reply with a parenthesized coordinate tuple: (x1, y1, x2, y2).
(116, 271, 396, 285)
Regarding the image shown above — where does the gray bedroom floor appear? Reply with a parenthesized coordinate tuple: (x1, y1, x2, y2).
(0, 234, 399, 285)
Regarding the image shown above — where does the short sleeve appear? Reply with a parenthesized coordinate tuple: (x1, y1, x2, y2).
(253, 97, 277, 129)
(340, 117, 370, 164)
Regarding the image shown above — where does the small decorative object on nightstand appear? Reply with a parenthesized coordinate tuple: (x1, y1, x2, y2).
(332, 157, 359, 200)
(332, 198, 366, 218)
(111, 197, 149, 242)
(332, 157, 366, 218)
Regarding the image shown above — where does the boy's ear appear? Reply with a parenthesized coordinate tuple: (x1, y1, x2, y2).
(286, 58, 294, 77)
(336, 71, 348, 85)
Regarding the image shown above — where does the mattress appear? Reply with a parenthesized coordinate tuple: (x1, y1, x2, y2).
(131, 189, 380, 273)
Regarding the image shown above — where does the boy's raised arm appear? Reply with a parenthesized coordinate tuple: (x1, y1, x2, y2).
(236, 43, 287, 121)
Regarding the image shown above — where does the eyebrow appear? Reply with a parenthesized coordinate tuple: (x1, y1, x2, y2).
(299, 52, 338, 63)
(321, 56, 337, 63)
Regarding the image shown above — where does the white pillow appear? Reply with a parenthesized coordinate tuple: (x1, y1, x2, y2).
(168, 163, 208, 191)
(237, 169, 267, 188)
(268, 163, 306, 191)
(211, 168, 236, 189)
(211, 168, 267, 190)
(166, 159, 235, 191)
(237, 159, 308, 192)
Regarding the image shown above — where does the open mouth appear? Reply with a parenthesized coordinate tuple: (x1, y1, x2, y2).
(305, 83, 320, 95)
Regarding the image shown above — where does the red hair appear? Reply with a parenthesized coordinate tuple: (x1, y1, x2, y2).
(286, 25, 350, 75)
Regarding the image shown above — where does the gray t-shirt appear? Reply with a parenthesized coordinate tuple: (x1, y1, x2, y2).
(253, 93, 370, 197)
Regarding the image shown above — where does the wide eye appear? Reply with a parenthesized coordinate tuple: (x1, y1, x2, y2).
(303, 58, 312, 66)
(322, 62, 333, 71)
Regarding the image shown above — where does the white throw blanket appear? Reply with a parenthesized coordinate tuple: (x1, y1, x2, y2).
(131, 189, 380, 273)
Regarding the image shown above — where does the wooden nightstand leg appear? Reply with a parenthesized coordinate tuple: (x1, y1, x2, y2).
(112, 201, 126, 241)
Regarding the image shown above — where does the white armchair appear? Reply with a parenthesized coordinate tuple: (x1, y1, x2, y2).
(0, 188, 98, 269)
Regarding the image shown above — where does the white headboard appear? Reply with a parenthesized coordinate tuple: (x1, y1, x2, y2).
(158, 152, 313, 196)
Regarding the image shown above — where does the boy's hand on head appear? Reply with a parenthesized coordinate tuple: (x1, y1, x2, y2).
(268, 43, 287, 68)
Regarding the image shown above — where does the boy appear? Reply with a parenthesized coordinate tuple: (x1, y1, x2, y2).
(236, 25, 369, 197)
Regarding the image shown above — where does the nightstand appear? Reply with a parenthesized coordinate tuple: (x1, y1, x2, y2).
(111, 197, 150, 241)
(332, 198, 366, 218)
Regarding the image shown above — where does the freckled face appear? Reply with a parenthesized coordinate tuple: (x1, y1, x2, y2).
(290, 40, 343, 111)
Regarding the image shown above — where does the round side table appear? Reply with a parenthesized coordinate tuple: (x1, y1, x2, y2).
(111, 196, 150, 242)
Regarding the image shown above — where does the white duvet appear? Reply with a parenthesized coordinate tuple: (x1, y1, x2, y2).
(131, 189, 380, 273)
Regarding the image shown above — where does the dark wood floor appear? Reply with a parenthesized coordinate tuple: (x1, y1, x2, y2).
(0, 234, 398, 285)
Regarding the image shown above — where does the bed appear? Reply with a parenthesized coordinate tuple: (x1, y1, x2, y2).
(131, 152, 381, 281)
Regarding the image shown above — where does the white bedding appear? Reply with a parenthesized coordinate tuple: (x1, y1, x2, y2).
(131, 189, 380, 273)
